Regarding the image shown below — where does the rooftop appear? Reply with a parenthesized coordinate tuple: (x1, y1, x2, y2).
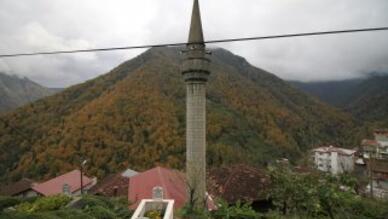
(33, 169, 94, 196)
(362, 139, 379, 146)
(0, 178, 36, 196)
(207, 164, 270, 203)
(89, 173, 128, 197)
(374, 129, 388, 136)
(128, 166, 215, 210)
(128, 167, 187, 209)
(312, 145, 356, 156)
(121, 168, 139, 178)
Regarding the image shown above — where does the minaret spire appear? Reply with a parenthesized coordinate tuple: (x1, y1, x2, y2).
(188, 0, 204, 44)
(182, 0, 210, 210)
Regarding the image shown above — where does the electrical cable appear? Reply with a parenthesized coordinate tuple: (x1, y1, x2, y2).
(0, 27, 387, 58)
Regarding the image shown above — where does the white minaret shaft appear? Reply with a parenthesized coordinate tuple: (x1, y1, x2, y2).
(182, 0, 210, 208)
(186, 82, 206, 206)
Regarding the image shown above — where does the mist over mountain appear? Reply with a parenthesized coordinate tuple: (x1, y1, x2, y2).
(292, 74, 388, 128)
(0, 47, 356, 182)
(346, 75, 388, 126)
(0, 73, 59, 112)
(290, 79, 364, 107)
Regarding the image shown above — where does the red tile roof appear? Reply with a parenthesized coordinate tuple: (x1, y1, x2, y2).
(89, 173, 128, 197)
(33, 170, 93, 196)
(0, 178, 36, 196)
(207, 164, 270, 204)
(362, 139, 379, 146)
(128, 167, 187, 209)
(374, 129, 388, 136)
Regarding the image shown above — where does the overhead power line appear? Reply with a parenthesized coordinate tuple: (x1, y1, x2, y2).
(0, 26, 388, 58)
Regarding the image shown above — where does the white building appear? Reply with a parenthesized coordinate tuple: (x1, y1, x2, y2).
(362, 130, 388, 199)
(312, 146, 356, 175)
(362, 130, 388, 160)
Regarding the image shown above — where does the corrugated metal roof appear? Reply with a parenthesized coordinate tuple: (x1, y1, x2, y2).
(89, 173, 128, 197)
(121, 169, 139, 178)
(128, 167, 187, 209)
(312, 145, 356, 156)
(33, 170, 93, 196)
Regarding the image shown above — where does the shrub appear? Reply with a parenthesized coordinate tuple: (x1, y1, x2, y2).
(340, 197, 388, 219)
(211, 200, 259, 219)
(0, 196, 22, 211)
(69, 195, 132, 218)
(68, 195, 111, 210)
(16, 195, 71, 213)
(177, 203, 210, 219)
(179, 199, 259, 219)
(84, 205, 116, 219)
(46, 209, 94, 219)
(0, 211, 35, 219)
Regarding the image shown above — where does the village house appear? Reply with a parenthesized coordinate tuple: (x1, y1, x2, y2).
(33, 169, 97, 197)
(207, 164, 271, 211)
(128, 167, 188, 210)
(89, 168, 137, 197)
(128, 165, 272, 212)
(121, 168, 139, 178)
(362, 130, 388, 199)
(89, 173, 128, 197)
(0, 178, 39, 198)
(362, 130, 388, 160)
(128, 166, 216, 210)
(312, 145, 356, 175)
(366, 159, 388, 199)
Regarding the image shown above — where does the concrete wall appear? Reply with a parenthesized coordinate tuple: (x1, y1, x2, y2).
(131, 199, 174, 219)
(313, 151, 354, 175)
(15, 190, 39, 198)
(338, 154, 355, 174)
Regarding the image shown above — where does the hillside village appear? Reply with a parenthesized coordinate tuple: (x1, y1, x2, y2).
(1, 129, 388, 218)
(1, 0, 388, 218)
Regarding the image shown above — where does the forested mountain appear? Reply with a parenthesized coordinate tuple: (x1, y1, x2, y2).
(292, 74, 388, 127)
(0, 73, 59, 112)
(0, 47, 356, 182)
(290, 79, 364, 107)
(346, 75, 388, 127)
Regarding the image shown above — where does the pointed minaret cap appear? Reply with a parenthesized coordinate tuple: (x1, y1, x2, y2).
(188, 0, 204, 44)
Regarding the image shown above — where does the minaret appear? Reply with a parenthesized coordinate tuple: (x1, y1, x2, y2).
(182, 0, 210, 208)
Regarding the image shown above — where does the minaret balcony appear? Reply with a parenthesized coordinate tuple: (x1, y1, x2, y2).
(182, 49, 210, 82)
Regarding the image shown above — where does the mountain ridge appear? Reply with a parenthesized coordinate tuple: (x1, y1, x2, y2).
(291, 74, 388, 128)
(0, 47, 356, 182)
(289, 78, 364, 107)
(0, 73, 59, 112)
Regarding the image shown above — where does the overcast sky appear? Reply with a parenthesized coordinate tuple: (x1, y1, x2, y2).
(0, 0, 387, 87)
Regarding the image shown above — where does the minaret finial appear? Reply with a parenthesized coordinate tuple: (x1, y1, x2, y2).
(188, 0, 204, 44)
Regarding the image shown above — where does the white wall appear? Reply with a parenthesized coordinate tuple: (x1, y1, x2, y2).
(313, 151, 354, 175)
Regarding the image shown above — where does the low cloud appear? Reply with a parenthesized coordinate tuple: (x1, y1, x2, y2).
(0, 0, 387, 87)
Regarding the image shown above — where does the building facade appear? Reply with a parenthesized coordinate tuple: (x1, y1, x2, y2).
(0, 178, 39, 198)
(362, 130, 388, 160)
(312, 146, 356, 175)
(363, 130, 388, 199)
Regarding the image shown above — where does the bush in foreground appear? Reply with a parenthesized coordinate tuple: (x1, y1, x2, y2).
(0, 195, 132, 219)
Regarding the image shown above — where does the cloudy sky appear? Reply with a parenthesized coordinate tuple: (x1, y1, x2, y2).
(0, 0, 387, 87)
